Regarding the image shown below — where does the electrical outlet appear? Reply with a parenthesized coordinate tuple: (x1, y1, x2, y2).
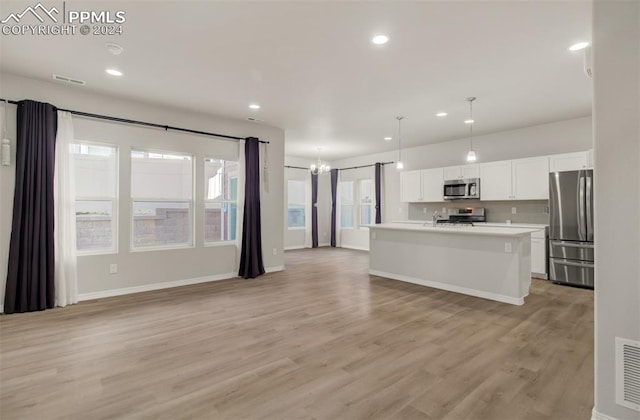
(442, 207, 446, 214)
(109, 263, 117, 274)
(272, 248, 277, 255)
(399, 207, 403, 213)
(372, 231, 377, 240)
(504, 243, 512, 253)
(511, 207, 517, 214)
(423, 207, 427, 214)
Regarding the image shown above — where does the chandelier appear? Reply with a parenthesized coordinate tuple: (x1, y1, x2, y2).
(310, 149, 331, 175)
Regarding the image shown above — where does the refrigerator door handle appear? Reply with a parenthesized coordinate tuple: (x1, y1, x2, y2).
(578, 175, 586, 241)
(586, 175, 593, 241)
(554, 260, 595, 269)
(550, 241, 594, 249)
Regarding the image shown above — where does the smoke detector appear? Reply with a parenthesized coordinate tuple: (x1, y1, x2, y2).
(106, 43, 124, 55)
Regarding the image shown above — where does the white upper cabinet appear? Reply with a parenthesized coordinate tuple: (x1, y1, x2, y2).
(421, 168, 445, 202)
(480, 160, 512, 200)
(400, 168, 444, 202)
(443, 164, 480, 180)
(549, 151, 589, 172)
(511, 156, 549, 200)
(480, 156, 549, 201)
(400, 170, 422, 202)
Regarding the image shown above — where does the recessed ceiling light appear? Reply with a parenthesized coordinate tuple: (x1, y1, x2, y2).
(568, 41, 589, 51)
(105, 68, 123, 76)
(436, 112, 448, 118)
(372, 35, 389, 45)
(384, 137, 392, 141)
(249, 104, 261, 110)
(464, 119, 475, 124)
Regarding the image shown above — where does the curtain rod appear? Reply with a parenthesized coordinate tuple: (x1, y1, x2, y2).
(0, 98, 269, 144)
(339, 161, 394, 171)
(286, 161, 394, 171)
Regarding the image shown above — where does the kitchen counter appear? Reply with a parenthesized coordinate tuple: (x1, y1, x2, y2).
(369, 222, 539, 237)
(391, 220, 548, 229)
(368, 223, 533, 305)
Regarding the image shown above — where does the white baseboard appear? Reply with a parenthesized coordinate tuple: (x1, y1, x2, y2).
(319, 243, 331, 247)
(79, 272, 237, 301)
(369, 269, 525, 306)
(341, 245, 370, 252)
(284, 246, 305, 251)
(591, 408, 620, 420)
(265, 265, 284, 273)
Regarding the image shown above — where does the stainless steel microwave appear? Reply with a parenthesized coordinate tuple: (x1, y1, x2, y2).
(443, 178, 480, 200)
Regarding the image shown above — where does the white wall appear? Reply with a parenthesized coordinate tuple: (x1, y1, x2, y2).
(592, 1, 640, 419)
(328, 116, 592, 250)
(0, 73, 285, 301)
(283, 155, 331, 249)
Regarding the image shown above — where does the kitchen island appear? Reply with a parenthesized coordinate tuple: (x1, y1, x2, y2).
(368, 223, 538, 305)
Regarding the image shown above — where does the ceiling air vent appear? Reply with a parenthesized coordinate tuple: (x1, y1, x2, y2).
(246, 117, 263, 123)
(52, 74, 86, 86)
(616, 337, 640, 412)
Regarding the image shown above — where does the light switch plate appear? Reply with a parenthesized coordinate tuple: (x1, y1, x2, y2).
(109, 264, 117, 274)
(511, 207, 517, 214)
(504, 243, 512, 253)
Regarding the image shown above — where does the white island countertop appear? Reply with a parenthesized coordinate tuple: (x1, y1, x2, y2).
(368, 223, 539, 237)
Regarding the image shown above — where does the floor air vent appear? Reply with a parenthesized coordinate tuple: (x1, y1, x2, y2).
(52, 74, 86, 86)
(616, 337, 640, 412)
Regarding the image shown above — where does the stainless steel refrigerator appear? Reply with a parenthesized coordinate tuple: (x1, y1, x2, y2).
(548, 170, 594, 288)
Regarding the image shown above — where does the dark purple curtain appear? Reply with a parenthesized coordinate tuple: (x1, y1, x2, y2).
(330, 168, 338, 247)
(4, 100, 57, 314)
(238, 137, 265, 279)
(311, 172, 318, 248)
(375, 162, 382, 224)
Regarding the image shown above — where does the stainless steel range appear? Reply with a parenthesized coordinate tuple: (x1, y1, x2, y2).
(435, 207, 486, 226)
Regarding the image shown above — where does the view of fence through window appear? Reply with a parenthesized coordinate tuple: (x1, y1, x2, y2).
(131, 150, 193, 248)
(73, 143, 118, 253)
(204, 158, 238, 243)
(287, 180, 306, 228)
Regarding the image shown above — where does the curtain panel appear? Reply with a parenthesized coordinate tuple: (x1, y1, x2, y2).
(330, 168, 338, 247)
(311, 172, 318, 248)
(53, 111, 78, 307)
(374, 162, 382, 224)
(4, 100, 57, 314)
(238, 137, 265, 279)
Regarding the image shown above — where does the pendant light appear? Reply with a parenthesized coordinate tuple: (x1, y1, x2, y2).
(396, 116, 404, 170)
(466, 97, 477, 162)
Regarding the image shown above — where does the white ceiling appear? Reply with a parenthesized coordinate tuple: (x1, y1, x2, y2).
(0, 1, 592, 160)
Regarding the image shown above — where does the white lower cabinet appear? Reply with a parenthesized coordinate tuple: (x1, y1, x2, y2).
(531, 230, 547, 278)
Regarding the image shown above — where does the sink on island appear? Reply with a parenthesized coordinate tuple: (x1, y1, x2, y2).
(367, 223, 538, 305)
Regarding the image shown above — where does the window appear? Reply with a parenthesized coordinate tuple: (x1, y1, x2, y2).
(131, 149, 193, 249)
(359, 179, 374, 225)
(287, 180, 306, 228)
(204, 158, 238, 243)
(340, 181, 354, 228)
(73, 143, 118, 253)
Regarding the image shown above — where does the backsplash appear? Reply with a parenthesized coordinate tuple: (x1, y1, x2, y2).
(407, 200, 550, 224)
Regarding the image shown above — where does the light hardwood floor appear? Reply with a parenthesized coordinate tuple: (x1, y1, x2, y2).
(0, 247, 594, 420)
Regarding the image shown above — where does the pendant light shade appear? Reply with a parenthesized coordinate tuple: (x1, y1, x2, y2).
(466, 97, 477, 163)
(396, 116, 404, 170)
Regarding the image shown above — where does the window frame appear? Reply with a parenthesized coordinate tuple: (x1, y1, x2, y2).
(204, 157, 239, 246)
(357, 178, 375, 228)
(287, 179, 307, 230)
(339, 180, 355, 229)
(130, 148, 195, 252)
(72, 140, 119, 256)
